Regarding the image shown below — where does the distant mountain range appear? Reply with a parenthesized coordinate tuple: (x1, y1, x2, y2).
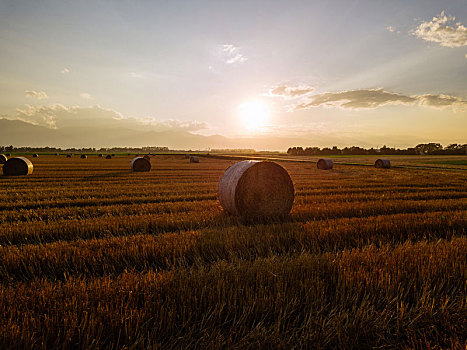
(0, 118, 422, 150)
(0, 118, 235, 149)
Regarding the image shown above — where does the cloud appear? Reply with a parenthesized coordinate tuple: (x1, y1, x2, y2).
(61, 68, 70, 74)
(294, 89, 417, 110)
(418, 94, 467, 108)
(414, 11, 467, 48)
(25, 90, 48, 100)
(80, 92, 93, 100)
(290, 88, 467, 111)
(268, 85, 315, 99)
(221, 44, 248, 64)
(130, 72, 143, 78)
(13, 104, 209, 132)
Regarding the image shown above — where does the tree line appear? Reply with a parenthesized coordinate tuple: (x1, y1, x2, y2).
(287, 143, 467, 156)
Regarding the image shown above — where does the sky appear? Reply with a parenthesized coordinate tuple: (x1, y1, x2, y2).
(0, 0, 466, 149)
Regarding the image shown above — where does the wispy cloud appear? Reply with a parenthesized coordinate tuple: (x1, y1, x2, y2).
(130, 72, 143, 78)
(221, 44, 247, 64)
(60, 68, 70, 74)
(267, 85, 315, 99)
(283, 88, 467, 111)
(414, 11, 467, 48)
(25, 90, 48, 100)
(80, 93, 93, 100)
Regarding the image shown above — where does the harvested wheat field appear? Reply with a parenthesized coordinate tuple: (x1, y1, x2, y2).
(0, 154, 466, 349)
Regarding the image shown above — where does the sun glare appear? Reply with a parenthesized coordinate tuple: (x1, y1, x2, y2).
(238, 100, 270, 132)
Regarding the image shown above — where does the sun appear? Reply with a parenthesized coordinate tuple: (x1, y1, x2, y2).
(238, 100, 270, 132)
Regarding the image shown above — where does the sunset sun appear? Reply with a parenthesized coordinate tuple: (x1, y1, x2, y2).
(238, 100, 270, 132)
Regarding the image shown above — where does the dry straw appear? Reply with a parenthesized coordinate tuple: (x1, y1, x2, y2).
(0, 154, 7, 164)
(317, 158, 333, 170)
(3, 157, 34, 176)
(190, 156, 199, 163)
(131, 157, 151, 172)
(375, 159, 391, 168)
(81, 155, 87, 159)
(218, 160, 294, 218)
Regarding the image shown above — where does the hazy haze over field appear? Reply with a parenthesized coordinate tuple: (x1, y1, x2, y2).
(0, 0, 466, 149)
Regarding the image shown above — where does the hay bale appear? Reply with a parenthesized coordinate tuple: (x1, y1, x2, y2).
(0, 154, 7, 164)
(55, 153, 59, 156)
(98, 154, 103, 158)
(143, 155, 151, 161)
(3, 157, 33, 176)
(81, 154, 87, 159)
(66, 154, 72, 158)
(106, 155, 112, 159)
(185, 154, 190, 159)
(189, 156, 199, 163)
(218, 160, 294, 218)
(131, 157, 151, 172)
(33, 154, 39, 158)
(5, 153, 11, 157)
(317, 158, 333, 170)
(111, 154, 115, 157)
(375, 159, 391, 168)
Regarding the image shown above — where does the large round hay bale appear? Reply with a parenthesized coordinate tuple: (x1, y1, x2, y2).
(375, 159, 391, 168)
(131, 157, 151, 172)
(3, 157, 33, 176)
(143, 155, 151, 161)
(66, 154, 72, 158)
(80, 154, 87, 159)
(32, 154, 39, 158)
(0, 154, 7, 164)
(317, 158, 333, 170)
(98, 154, 103, 158)
(218, 160, 294, 218)
(189, 156, 199, 163)
(55, 153, 59, 156)
(105, 155, 112, 159)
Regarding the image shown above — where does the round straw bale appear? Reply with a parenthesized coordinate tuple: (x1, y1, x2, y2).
(218, 160, 294, 218)
(317, 158, 333, 170)
(33, 154, 39, 158)
(66, 154, 72, 158)
(375, 159, 391, 168)
(189, 156, 199, 163)
(143, 155, 151, 161)
(131, 157, 151, 172)
(55, 153, 59, 156)
(105, 155, 112, 159)
(5, 153, 11, 157)
(80, 154, 87, 159)
(111, 154, 115, 157)
(185, 154, 190, 159)
(3, 157, 33, 176)
(0, 154, 7, 164)
(98, 154, 103, 158)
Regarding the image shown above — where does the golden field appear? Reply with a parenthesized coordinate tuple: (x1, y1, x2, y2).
(0, 154, 466, 349)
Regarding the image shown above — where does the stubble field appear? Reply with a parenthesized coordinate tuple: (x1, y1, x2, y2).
(0, 154, 466, 349)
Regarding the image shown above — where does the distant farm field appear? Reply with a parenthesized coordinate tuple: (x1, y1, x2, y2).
(0, 155, 466, 349)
